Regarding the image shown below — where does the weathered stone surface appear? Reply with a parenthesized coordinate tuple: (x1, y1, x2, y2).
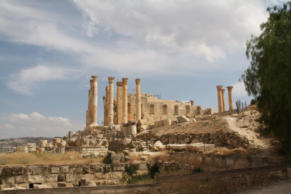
(50, 167, 60, 174)
(177, 116, 190, 123)
(15, 176, 26, 184)
(45, 174, 58, 182)
(153, 141, 166, 151)
(61, 166, 69, 173)
(34, 183, 52, 189)
(28, 175, 44, 183)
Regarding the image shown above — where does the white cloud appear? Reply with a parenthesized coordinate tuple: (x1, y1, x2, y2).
(7, 65, 73, 95)
(232, 81, 248, 97)
(0, 0, 269, 94)
(74, 0, 267, 59)
(0, 112, 79, 138)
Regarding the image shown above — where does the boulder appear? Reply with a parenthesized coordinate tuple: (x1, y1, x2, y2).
(153, 141, 166, 151)
(177, 116, 190, 123)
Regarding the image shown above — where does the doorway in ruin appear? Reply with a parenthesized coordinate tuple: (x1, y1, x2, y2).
(162, 104, 168, 114)
(174, 105, 179, 115)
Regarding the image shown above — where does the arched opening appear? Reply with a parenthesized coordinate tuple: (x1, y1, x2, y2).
(150, 104, 155, 114)
(174, 105, 179, 115)
(162, 104, 168, 115)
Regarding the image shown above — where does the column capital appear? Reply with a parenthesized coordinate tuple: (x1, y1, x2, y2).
(91, 75, 98, 80)
(122, 78, 128, 84)
(226, 86, 233, 90)
(221, 88, 225, 92)
(135, 78, 141, 85)
(216, 85, 223, 89)
(117, 81, 123, 87)
(108, 77, 115, 83)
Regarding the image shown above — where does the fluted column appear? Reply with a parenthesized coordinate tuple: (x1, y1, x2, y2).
(108, 77, 115, 125)
(221, 88, 226, 112)
(122, 78, 128, 124)
(86, 75, 98, 127)
(135, 78, 141, 121)
(104, 86, 109, 125)
(103, 96, 106, 125)
(216, 85, 223, 113)
(116, 81, 123, 124)
(227, 86, 234, 111)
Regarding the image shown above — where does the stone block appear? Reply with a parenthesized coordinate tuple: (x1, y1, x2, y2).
(57, 182, 67, 187)
(50, 167, 60, 174)
(61, 166, 69, 173)
(45, 174, 58, 182)
(3, 176, 15, 186)
(65, 174, 76, 183)
(15, 183, 28, 190)
(153, 141, 165, 151)
(28, 175, 44, 183)
(15, 175, 27, 184)
(177, 116, 190, 123)
(154, 119, 172, 127)
(87, 181, 97, 186)
(31, 166, 44, 175)
(34, 184, 52, 189)
(94, 172, 103, 179)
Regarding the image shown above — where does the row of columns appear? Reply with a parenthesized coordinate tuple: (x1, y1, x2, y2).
(216, 85, 233, 113)
(102, 77, 141, 126)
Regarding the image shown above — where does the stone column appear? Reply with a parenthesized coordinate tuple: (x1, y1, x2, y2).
(216, 85, 223, 113)
(116, 81, 123, 124)
(221, 88, 226, 112)
(86, 75, 98, 127)
(122, 78, 128, 124)
(227, 86, 234, 111)
(103, 96, 107, 125)
(108, 77, 115, 125)
(105, 86, 109, 125)
(135, 78, 141, 122)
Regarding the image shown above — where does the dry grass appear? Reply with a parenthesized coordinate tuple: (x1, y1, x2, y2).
(0, 152, 103, 166)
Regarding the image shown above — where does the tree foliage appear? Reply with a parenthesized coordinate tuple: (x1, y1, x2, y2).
(242, 2, 291, 155)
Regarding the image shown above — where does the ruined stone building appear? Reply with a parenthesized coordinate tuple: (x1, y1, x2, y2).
(120, 93, 196, 125)
(85, 75, 216, 128)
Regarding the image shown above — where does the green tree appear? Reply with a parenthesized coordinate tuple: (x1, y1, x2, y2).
(242, 2, 291, 155)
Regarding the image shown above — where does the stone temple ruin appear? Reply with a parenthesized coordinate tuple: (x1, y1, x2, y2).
(88, 75, 216, 128)
(13, 75, 236, 156)
(2, 75, 289, 192)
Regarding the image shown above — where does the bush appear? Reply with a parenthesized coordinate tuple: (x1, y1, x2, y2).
(103, 152, 112, 164)
(148, 163, 159, 178)
(125, 164, 138, 176)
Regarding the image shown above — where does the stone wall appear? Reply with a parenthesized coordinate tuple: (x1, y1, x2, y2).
(138, 131, 250, 149)
(0, 164, 127, 190)
(123, 93, 201, 125)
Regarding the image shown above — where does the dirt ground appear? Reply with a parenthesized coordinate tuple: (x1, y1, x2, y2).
(237, 179, 291, 194)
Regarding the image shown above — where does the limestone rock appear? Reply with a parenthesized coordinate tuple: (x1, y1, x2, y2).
(176, 116, 190, 123)
(153, 141, 165, 151)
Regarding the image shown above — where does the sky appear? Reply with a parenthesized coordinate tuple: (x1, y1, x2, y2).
(0, 0, 287, 138)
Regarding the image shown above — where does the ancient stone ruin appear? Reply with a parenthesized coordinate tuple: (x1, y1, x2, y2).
(1, 75, 288, 192)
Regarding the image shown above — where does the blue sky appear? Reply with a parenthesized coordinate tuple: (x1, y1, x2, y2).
(0, 0, 287, 138)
